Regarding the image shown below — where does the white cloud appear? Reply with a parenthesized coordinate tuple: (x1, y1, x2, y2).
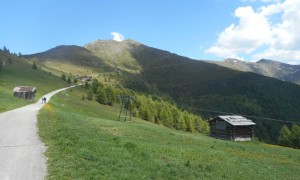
(253, 48, 300, 61)
(110, 32, 124, 42)
(206, 0, 300, 64)
(205, 6, 272, 57)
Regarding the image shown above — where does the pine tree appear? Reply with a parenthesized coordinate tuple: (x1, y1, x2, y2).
(96, 88, 107, 104)
(32, 61, 38, 70)
(290, 125, 300, 148)
(185, 114, 195, 132)
(171, 107, 181, 129)
(177, 111, 186, 130)
(67, 76, 72, 84)
(84, 81, 90, 89)
(105, 86, 116, 106)
(61, 73, 67, 81)
(132, 106, 139, 117)
(159, 106, 172, 127)
(278, 125, 291, 147)
(92, 79, 99, 93)
(73, 78, 78, 84)
(87, 88, 94, 101)
(143, 106, 151, 121)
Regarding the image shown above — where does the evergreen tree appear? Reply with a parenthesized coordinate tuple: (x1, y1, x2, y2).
(143, 106, 151, 121)
(159, 106, 172, 127)
(290, 125, 300, 148)
(84, 81, 90, 89)
(73, 78, 78, 84)
(92, 79, 99, 93)
(177, 111, 187, 130)
(278, 125, 291, 147)
(32, 61, 38, 70)
(185, 114, 195, 132)
(278, 124, 300, 148)
(171, 107, 181, 129)
(96, 88, 107, 104)
(87, 88, 94, 100)
(67, 76, 72, 84)
(61, 73, 67, 81)
(3, 46, 9, 54)
(132, 106, 139, 117)
(105, 86, 116, 106)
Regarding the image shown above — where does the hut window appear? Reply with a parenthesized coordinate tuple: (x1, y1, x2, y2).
(216, 120, 226, 130)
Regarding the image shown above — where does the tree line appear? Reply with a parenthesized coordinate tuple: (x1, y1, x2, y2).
(278, 124, 300, 149)
(82, 79, 210, 135)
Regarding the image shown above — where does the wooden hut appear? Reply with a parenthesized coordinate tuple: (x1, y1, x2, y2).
(209, 115, 256, 141)
(13, 86, 37, 100)
(77, 76, 92, 82)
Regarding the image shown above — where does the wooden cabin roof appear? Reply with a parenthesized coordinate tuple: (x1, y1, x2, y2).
(78, 76, 92, 81)
(215, 115, 256, 126)
(13, 86, 36, 93)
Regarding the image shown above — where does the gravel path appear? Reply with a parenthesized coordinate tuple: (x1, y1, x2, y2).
(0, 86, 76, 180)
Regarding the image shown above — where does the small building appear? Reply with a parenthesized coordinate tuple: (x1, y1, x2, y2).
(77, 75, 92, 82)
(13, 86, 37, 100)
(209, 115, 256, 141)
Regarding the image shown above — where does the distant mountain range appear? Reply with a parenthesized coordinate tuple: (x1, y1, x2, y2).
(208, 58, 300, 85)
(25, 39, 300, 143)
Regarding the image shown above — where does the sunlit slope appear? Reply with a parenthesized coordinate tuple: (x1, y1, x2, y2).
(38, 87, 300, 179)
(0, 51, 69, 112)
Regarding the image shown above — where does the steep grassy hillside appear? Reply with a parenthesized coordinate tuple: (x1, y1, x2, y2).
(127, 43, 300, 143)
(85, 39, 142, 73)
(30, 40, 300, 143)
(38, 87, 300, 179)
(24, 45, 114, 77)
(0, 51, 69, 112)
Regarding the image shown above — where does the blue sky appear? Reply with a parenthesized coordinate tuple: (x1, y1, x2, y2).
(1, 0, 299, 64)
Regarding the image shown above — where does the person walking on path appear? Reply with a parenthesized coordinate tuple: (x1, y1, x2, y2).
(0, 85, 77, 179)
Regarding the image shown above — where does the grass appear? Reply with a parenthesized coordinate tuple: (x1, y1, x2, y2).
(38, 87, 300, 179)
(0, 54, 70, 112)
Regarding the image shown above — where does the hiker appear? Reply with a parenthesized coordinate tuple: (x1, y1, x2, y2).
(43, 97, 47, 103)
(41, 97, 44, 104)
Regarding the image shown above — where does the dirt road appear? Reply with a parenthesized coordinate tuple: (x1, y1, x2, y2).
(0, 86, 75, 180)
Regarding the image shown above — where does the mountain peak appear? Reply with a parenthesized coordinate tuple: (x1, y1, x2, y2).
(256, 59, 277, 64)
(85, 39, 141, 48)
(224, 58, 245, 64)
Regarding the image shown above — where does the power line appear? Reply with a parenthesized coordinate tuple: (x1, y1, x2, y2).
(134, 50, 300, 125)
(189, 107, 300, 125)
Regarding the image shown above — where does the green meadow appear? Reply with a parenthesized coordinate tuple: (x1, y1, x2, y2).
(38, 87, 300, 179)
(0, 54, 69, 112)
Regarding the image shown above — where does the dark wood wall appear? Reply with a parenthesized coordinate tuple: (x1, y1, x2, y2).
(209, 118, 254, 141)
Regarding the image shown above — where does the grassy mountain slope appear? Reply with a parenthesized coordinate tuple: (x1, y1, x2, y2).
(24, 45, 114, 77)
(84, 39, 142, 73)
(85, 40, 300, 143)
(29, 40, 300, 143)
(38, 87, 300, 179)
(0, 51, 70, 112)
(208, 58, 300, 84)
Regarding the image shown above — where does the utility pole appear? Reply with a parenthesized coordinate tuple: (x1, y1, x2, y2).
(118, 95, 132, 122)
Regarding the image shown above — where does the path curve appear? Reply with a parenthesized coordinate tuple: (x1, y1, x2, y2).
(0, 85, 76, 180)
